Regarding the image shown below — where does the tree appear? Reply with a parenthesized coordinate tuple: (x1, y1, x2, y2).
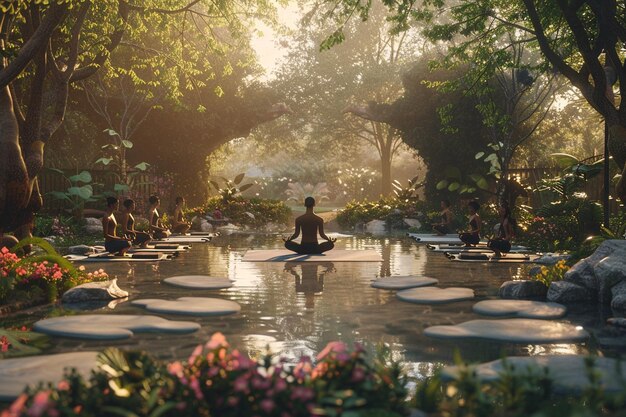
(0, 0, 283, 238)
(319, 0, 626, 204)
(266, 2, 422, 196)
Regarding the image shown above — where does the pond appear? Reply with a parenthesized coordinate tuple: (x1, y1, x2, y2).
(2, 233, 613, 381)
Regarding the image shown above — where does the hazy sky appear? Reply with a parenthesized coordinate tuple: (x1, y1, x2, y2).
(251, 3, 300, 78)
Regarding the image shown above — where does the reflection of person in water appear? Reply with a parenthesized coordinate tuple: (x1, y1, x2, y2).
(285, 262, 334, 309)
(283, 197, 336, 254)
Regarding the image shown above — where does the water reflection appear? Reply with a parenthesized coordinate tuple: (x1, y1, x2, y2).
(285, 262, 335, 309)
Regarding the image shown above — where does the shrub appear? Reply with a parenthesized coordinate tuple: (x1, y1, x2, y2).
(191, 196, 291, 228)
(336, 198, 425, 230)
(532, 259, 569, 287)
(2, 333, 409, 417)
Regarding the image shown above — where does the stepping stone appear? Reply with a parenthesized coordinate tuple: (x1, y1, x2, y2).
(371, 276, 438, 290)
(424, 319, 589, 343)
(397, 287, 474, 304)
(0, 351, 99, 401)
(33, 315, 200, 340)
(164, 275, 234, 290)
(131, 297, 241, 316)
(473, 300, 567, 319)
(442, 355, 626, 394)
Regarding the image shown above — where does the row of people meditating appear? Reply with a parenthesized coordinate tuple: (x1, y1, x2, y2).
(432, 199, 515, 257)
(102, 195, 191, 255)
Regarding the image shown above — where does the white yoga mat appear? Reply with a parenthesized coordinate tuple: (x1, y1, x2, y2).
(242, 249, 382, 262)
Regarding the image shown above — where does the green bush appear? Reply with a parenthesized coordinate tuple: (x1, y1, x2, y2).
(336, 198, 426, 230)
(192, 196, 291, 228)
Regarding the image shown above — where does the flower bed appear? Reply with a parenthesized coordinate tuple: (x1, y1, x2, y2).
(0, 242, 109, 306)
(336, 198, 425, 230)
(1, 333, 408, 417)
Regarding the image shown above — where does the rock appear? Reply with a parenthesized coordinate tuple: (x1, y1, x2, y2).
(164, 275, 234, 290)
(33, 314, 200, 340)
(0, 352, 99, 401)
(131, 297, 241, 316)
(611, 281, 626, 311)
(560, 240, 626, 308)
(442, 355, 626, 394)
(547, 281, 595, 303)
(403, 218, 422, 229)
(61, 279, 129, 304)
(499, 280, 548, 299)
(425, 319, 589, 343)
(528, 266, 542, 277)
(607, 317, 626, 329)
(473, 300, 567, 319)
(84, 217, 103, 234)
(371, 276, 438, 290)
(200, 220, 213, 232)
(534, 253, 570, 265)
(397, 287, 474, 304)
(68, 245, 97, 255)
(364, 219, 387, 234)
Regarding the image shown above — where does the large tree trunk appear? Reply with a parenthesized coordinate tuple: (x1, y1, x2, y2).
(0, 85, 29, 233)
(380, 146, 392, 197)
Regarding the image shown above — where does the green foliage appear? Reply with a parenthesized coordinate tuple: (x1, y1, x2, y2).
(532, 260, 569, 288)
(0, 328, 49, 359)
(6, 334, 410, 417)
(392, 176, 423, 200)
(209, 173, 255, 203)
(336, 198, 425, 230)
(46, 169, 98, 213)
(193, 196, 291, 228)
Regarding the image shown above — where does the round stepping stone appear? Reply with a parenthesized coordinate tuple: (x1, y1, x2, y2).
(424, 319, 589, 343)
(164, 275, 234, 290)
(131, 297, 241, 316)
(442, 355, 626, 394)
(397, 287, 474, 304)
(0, 351, 99, 401)
(473, 300, 567, 319)
(371, 275, 438, 290)
(33, 315, 200, 340)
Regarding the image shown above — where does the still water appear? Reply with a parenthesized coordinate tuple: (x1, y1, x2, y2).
(4, 233, 609, 380)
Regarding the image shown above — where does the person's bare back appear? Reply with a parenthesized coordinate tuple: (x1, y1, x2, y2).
(297, 212, 324, 243)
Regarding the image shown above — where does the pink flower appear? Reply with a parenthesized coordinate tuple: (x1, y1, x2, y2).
(205, 332, 228, 350)
(1, 247, 8, 254)
(167, 361, 184, 378)
(260, 399, 275, 413)
(233, 376, 249, 392)
(316, 341, 347, 360)
(57, 380, 70, 391)
(351, 367, 365, 382)
(27, 391, 50, 417)
(188, 345, 202, 364)
(189, 377, 203, 400)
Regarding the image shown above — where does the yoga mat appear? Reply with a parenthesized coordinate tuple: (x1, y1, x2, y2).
(65, 253, 172, 262)
(407, 233, 488, 245)
(242, 249, 382, 262)
(447, 253, 539, 263)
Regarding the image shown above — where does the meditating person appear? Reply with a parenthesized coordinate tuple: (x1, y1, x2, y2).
(283, 197, 336, 254)
(459, 201, 481, 247)
(102, 197, 132, 255)
(171, 196, 191, 234)
(148, 195, 171, 239)
(432, 199, 453, 235)
(120, 198, 151, 247)
(487, 202, 515, 257)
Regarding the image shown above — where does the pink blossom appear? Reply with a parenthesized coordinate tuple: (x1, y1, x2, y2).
(233, 376, 249, 392)
(27, 390, 50, 417)
(351, 367, 366, 382)
(189, 377, 203, 400)
(167, 361, 184, 378)
(260, 399, 275, 413)
(56, 380, 69, 391)
(316, 341, 347, 360)
(205, 332, 228, 350)
(188, 345, 202, 364)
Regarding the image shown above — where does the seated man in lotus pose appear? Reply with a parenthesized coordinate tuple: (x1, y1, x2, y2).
(148, 195, 171, 239)
(171, 196, 191, 234)
(102, 196, 132, 255)
(283, 197, 336, 254)
(120, 198, 151, 247)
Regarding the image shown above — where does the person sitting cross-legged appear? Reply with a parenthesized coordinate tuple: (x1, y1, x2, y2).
(171, 196, 191, 234)
(283, 197, 336, 255)
(102, 197, 132, 255)
(120, 198, 151, 248)
(148, 195, 171, 239)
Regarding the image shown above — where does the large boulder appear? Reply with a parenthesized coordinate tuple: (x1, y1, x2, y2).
(365, 219, 386, 234)
(611, 281, 626, 311)
(83, 217, 103, 234)
(499, 280, 548, 300)
(558, 240, 626, 307)
(61, 279, 128, 304)
(547, 281, 595, 304)
(534, 253, 570, 265)
(403, 218, 422, 229)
